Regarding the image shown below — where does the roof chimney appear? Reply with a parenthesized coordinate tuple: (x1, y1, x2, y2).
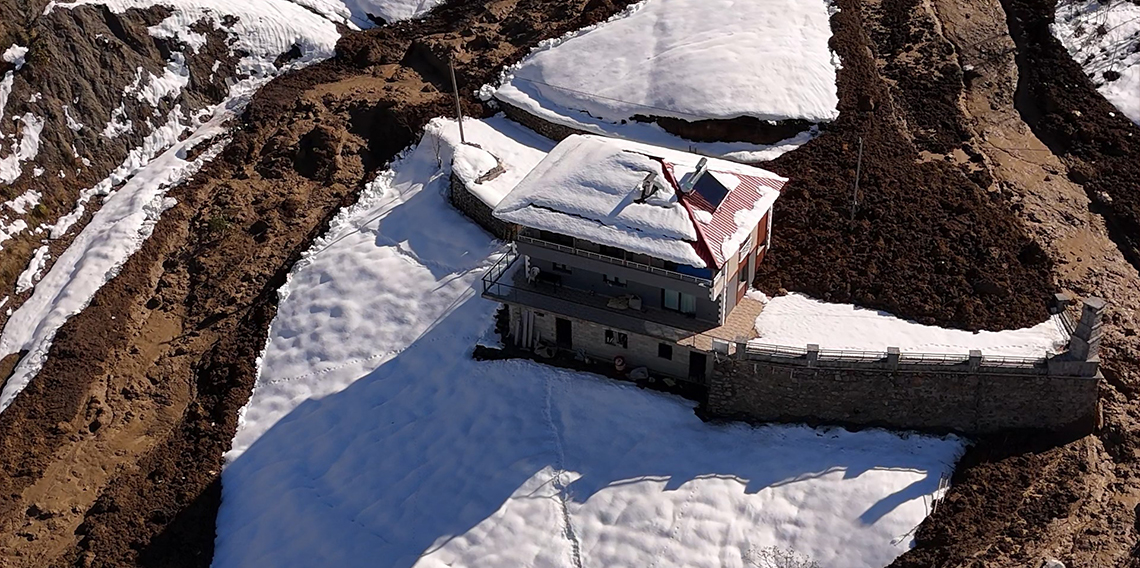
(680, 158, 708, 193)
(638, 171, 659, 202)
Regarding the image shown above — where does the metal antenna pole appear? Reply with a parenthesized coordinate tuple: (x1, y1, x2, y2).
(851, 136, 864, 221)
(449, 56, 465, 144)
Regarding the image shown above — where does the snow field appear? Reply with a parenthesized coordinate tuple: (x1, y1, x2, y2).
(1053, 0, 1140, 124)
(490, 0, 839, 161)
(751, 292, 1070, 357)
(217, 117, 964, 568)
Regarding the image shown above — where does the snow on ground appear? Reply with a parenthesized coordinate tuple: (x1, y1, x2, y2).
(1053, 0, 1140, 124)
(4, 189, 41, 214)
(448, 116, 554, 208)
(489, 0, 839, 161)
(47, 0, 341, 79)
(751, 292, 1069, 357)
(216, 118, 964, 568)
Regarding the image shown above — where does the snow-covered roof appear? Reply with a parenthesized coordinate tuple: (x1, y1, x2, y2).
(494, 135, 785, 269)
(493, 0, 840, 125)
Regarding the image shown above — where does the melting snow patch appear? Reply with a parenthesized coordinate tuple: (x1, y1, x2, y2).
(751, 292, 1069, 357)
(2, 45, 28, 69)
(15, 245, 50, 294)
(63, 105, 84, 131)
(217, 119, 964, 568)
(0, 113, 45, 184)
(5, 189, 42, 214)
(1053, 0, 1140, 124)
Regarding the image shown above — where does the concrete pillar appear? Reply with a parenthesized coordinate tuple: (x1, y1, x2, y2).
(1070, 297, 1106, 361)
(886, 347, 900, 371)
(1050, 292, 1072, 314)
(806, 344, 819, 367)
(735, 340, 747, 360)
(968, 350, 982, 372)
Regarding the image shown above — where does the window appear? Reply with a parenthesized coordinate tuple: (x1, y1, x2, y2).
(658, 343, 673, 360)
(605, 329, 628, 348)
(552, 262, 572, 274)
(739, 233, 754, 262)
(603, 274, 627, 287)
(739, 264, 749, 283)
(663, 289, 697, 315)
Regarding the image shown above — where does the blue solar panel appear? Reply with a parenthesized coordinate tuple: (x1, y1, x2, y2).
(693, 173, 729, 207)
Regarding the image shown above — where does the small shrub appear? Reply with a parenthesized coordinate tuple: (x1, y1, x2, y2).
(744, 546, 821, 568)
(207, 215, 231, 234)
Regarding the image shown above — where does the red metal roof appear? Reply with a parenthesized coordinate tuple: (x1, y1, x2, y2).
(662, 162, 785, 269)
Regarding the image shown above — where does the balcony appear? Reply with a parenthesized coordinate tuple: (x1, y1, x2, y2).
(481, 248, 761, 350)
(517, 234, 713, 287)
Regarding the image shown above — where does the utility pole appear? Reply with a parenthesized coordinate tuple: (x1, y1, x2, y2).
(850, 136, 863, 221)
(449, 56, 465, 144)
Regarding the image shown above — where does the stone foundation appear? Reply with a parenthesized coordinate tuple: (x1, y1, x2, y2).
(707, 358, 1100, 434)
(448, 173, 518, 240)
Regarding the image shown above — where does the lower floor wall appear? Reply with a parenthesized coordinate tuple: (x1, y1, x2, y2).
(707, 358, 1101, 434)
(509, 305, 713, 382)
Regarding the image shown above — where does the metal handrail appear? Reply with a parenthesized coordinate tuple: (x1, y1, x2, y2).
(517, 234, 713, 286)
(481, 247, 520, 293)
(746, 338, 1050, 368)
(818, 348, 888, 363)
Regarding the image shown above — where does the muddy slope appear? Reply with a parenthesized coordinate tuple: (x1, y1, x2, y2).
(886, 0, 1140, 564)
(0, 2, 637, 567)
(755, 0, 1055, 331)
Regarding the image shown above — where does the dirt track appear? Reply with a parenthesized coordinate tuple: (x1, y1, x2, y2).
(0, 0, 1138, 566)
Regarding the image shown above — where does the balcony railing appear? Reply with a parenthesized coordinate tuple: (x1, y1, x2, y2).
(481, 247, 728, 339)
(517, 234, 713, 286)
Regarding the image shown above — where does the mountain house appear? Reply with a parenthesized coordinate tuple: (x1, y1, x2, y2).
(481, 134, 786, 383)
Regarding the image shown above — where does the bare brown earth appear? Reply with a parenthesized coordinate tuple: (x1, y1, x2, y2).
(883, 0, 1140, 565)
(0, 1, 638, 566)
(755, 0, 1057, 331)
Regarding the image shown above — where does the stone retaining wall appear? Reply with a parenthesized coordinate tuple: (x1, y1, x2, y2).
(706, 358, 1100, 434)
(448, 173, 518, 240)
(497, 100, 588, 142)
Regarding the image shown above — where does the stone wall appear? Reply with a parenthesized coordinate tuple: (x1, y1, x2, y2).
(707, 358, 1100, 434)
(497, 100, 587, 142)
(448, 173, 518, 241)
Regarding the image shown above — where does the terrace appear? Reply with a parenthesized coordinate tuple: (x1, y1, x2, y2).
(481, 247, 760, 350)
